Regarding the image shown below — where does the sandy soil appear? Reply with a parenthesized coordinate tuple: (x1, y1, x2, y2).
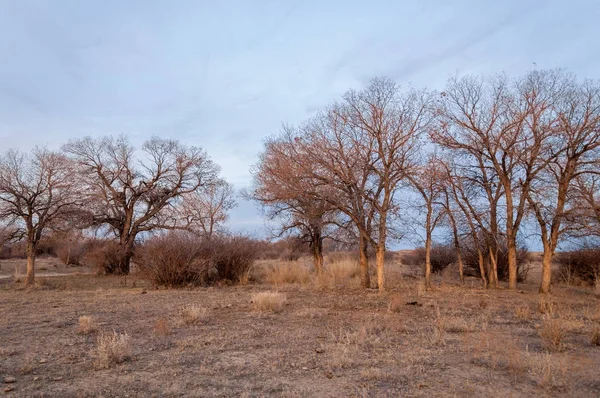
(0, 258, 599, 397)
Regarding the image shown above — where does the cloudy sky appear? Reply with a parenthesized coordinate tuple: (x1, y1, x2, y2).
(0, 0, 598, 236)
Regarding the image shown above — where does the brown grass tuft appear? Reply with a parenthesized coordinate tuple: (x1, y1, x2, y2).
(77, 315, 97, 335)
(94, 330, 132, 369)
(180, 305, 207, 326)
(539, 315, 567, 352)
(251, 291, 287, 312)
(515, 304, 532, 321)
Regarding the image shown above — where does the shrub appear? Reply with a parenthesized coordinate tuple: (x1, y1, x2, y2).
(251, 291, 287, 312)
(94, 331, 132, 369)
(135, 233, 210, 287)
(539, 315, 567, 352)
(84, 240, 128, 275)
(461, 235, 531, 282)
(557, 247, 600, 286)
(263, 262, 311, 285)
(412, 244, 457, 273)
(56, 240, 87, 266)
(210, 235, 260, 283)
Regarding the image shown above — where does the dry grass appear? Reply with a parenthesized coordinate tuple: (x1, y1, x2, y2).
(1, 258, 600, 396)
(77, 315, 97, 335)
(539, 315, 567, 352)
(263, 263, 311, 285)
(153, 318, 171, 336)
(251, 291, 287, 312)
(515, 304, 532, 321)
(180, 304, 207, 325)
(527, 353, 571, 391)
(94, 330, 132, 369)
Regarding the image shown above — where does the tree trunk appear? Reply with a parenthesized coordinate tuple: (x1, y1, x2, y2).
(539, 246, 553, 294)
(25, 241, 36, 287)
(507, 236, 518, 289)
(375, 242, 385, 292)
(359, 235, 370, 288)
(424, 231, 432, 289)
(312, 232, 324, 275)
(116, 239, 134, 275)
(488, 245, 498, 288)
(456, 248, 464, 283)
(477, 248, 487, 288)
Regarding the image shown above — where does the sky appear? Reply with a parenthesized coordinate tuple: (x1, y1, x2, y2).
(0, 0, 599, 241)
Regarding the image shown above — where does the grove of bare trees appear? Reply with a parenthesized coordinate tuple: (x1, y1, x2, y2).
(252, 69, 600, 294)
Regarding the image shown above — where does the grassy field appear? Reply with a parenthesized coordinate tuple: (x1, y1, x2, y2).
(1, 257, 599, 397)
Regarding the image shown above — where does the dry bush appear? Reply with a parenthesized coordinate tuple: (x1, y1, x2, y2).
(180, 305, 208, 325)
(77, 315, 97, 335)
(55, 240, 87, 266)
(515, 304, 532, 321)
(136, 232, 210, 287)
(539, 315, 567, 352)
(207, 235, 260, 283)
(591, 325, 600, 346)
(94, 331, 132, 369)
(153, 318, 171, 336)
(557, 247, 600, 286)
(263, 262, 310, 285)
(251, 291, 287, 312)
(84, 239, 128, 275)
(527, 353, 571, 391)
(413, 244, 457, 273)
(461, 235, 531, 282)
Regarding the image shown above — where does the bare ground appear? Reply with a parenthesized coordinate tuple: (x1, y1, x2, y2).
(0, 258, 599, 397)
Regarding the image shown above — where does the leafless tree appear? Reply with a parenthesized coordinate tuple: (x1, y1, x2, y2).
(526, 73, 600, 293)
(249, 130, 338, 274)
(63, 135, 221, 274)
(0, 148, 82, 285)
(407, 154, 446, 288)
(181, 179, 236, 239)
(300, 79, 433, 291)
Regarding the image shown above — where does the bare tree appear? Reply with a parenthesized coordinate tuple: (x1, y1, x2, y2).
(526, 74, 600, 293)
(249, 129, 341, 274)
(181, 179, 236, 239)
(63, 135, 221, 274)
(0, 148, 81, 286)
(407, 155, 446, 288)
(298, 79, 432, 291)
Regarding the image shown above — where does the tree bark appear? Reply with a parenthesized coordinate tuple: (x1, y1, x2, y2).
(312, 231, 324, 275)
(424, 230, 432, 289)
(539, 246, 553, 294)
(25, 241, 36, 287)
(477, 248, 487, 288)
(359, 235, 370, 288)
(507, 235, 518, 289)
(375, 242, 385, 292)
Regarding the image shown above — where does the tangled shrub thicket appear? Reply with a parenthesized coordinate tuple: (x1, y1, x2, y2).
(461, 236, 531, 282)
(135, 233, 260, 286)
(56, 240, 88, 265)
(412, 244, 458, 273)
(557, 247, 600, 285)
(210, 235, 260, 283)
(84, 240, 128, 275)
(135, 233, 211, 287)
